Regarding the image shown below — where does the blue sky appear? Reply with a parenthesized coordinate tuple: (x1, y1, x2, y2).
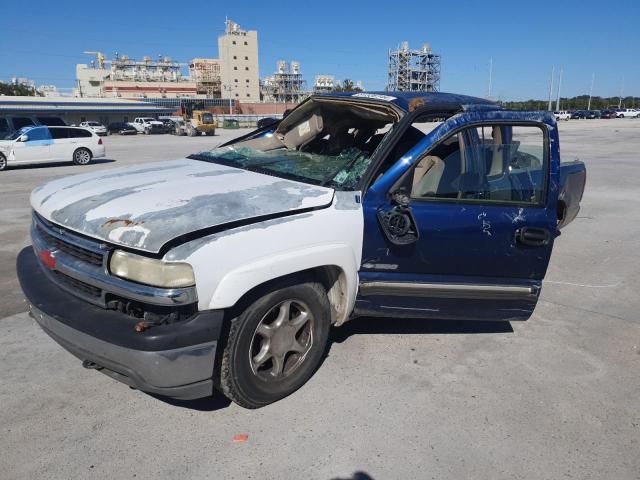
(1, 0, 638, 100)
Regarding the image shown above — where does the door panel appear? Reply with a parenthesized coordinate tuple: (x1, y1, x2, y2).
(49, 128, 74, 161)
(358, 117, 559, 322)
(12, 126, 52, 163)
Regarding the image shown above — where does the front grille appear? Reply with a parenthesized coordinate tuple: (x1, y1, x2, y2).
(53, 270, 102, 298)
(36, 223, 103, 266)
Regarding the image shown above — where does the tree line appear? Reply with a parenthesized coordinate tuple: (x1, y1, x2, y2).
(501, 95, 639, 111)
(0, 81, 42, 97)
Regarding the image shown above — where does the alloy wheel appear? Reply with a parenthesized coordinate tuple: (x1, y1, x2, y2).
(249, 299, 314, 380)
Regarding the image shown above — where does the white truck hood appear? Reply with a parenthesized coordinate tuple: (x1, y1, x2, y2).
(31, 158, 334, 253)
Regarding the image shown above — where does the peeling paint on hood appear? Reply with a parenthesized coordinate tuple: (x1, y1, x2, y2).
(31, 158, 335, 253)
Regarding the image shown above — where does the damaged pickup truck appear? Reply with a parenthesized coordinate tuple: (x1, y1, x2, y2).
(18, 92, 586, 408)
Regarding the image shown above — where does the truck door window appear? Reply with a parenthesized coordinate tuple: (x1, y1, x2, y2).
(410, 124, 547, 205)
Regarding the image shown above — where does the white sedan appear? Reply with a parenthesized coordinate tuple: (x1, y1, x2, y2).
(79, 121, 108, 136)
(0, 126, 106, 171)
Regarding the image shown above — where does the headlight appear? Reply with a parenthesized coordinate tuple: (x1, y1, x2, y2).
(109, 250, 195, 288)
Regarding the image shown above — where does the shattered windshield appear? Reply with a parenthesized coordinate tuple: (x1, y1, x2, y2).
(196, 145, 373, 189)
(190, 98, 399, 189)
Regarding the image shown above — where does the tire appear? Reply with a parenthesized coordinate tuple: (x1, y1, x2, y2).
(0, 153, 7, 171)
(72, 148, 92, 165)
(219, 279, 331, 408)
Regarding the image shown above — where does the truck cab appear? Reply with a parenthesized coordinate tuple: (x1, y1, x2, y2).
(18, 92, 586, 408)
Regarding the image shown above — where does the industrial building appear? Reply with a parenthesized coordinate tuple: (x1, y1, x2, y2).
(189, 58, 222, 97)
(261, 61, 307, 103)
(74, 19, 259, 102)
(218, 19, 260, 102)
(313, 75, 335, 94)
(0, 96, 173, 128)
(76, 53, 197, 99)
(387, 42, 441, 92)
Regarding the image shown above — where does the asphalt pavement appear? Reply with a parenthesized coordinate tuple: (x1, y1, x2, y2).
(1, 122, 638, 479)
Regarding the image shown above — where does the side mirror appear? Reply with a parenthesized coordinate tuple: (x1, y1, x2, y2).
(18, 134, 29, 142)
(377, 189, 419, 246)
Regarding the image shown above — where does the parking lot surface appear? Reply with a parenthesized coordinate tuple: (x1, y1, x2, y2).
(1, 122, 639, 479)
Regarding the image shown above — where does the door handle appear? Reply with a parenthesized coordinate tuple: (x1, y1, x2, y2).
(515, 227, 551, 247)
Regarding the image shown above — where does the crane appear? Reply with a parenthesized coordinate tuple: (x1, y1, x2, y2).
(83, 51, 107, 69)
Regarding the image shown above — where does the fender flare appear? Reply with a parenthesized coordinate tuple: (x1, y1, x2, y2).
(207, 243, 359, 325)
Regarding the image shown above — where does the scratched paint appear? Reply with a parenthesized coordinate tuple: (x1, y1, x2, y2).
(31, 158, 334, 253)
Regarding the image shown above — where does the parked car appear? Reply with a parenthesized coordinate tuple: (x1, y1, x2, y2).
(0, 126, 105, 171)
(18, 92, 586, 408)
(172, 119, 187, 136)
(159, 118, 176, 133)
(616, 108, 640, 118)
(586, 110, 601, 119)
(107, 122, 137, 135)
(132, 117, 164, 134)
(79, 121, 108, 136)
(0, 115, 66, 139)
(553, 110, 571, 121)
(571, 110, 588, 119)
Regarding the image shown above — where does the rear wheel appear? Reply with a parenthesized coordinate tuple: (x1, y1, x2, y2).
(0, 153, 7, 171)
(72, 148, 92, 165)
(219, 279, 331, 408)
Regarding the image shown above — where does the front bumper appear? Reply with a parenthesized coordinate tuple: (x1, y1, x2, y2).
(17, 247, 224, 400)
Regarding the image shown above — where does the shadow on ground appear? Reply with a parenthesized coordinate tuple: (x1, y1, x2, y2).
(147, 391, 232, 411)
(330, 316, 514, 344)
(331, 472, 374, 480)
(5, 159, 116, 171)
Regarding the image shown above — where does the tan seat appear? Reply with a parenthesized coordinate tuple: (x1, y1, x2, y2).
(412, 155, 445, 197)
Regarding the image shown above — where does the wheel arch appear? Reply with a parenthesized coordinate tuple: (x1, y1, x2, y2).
(73, 146, 93, 157)
(209, 255, 358, 325)
(222, 265, 351, 327)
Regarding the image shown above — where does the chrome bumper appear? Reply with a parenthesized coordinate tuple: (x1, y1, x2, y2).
(31, 213, 197, 308)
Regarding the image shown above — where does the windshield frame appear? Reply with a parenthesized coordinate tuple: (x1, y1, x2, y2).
(189, 97, 404, 191)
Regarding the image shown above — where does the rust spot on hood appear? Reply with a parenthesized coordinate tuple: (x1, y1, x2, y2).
(102, 218, 144, 228)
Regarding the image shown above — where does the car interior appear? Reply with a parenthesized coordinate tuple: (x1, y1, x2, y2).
(231, 98, 399, 158)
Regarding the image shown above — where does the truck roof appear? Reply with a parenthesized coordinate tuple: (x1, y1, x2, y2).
(312, 91, 499, 114)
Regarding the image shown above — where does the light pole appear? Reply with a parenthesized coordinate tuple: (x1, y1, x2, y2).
(223, 84, 234, 115)
(587, 73, 595, 110)
(488, 57, 493, 98)
(555, 68, 563, 111)
(547, 67, 555, 111)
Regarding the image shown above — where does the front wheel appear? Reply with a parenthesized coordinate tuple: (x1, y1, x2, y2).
(0, 153, 7, 171)
(72, 148, 92, 165)
(219, 279, 331, 408)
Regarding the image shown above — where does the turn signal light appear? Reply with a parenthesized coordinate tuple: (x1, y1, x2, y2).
(39, 250, 56, 269)
(98, 138, 103, 145)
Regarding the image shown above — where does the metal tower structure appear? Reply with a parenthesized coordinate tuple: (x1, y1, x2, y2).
(387, 42, 441, 92)
(261, 61, 307, 103)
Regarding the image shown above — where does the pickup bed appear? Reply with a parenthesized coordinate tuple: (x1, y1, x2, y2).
(18, 92, 586, 408)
